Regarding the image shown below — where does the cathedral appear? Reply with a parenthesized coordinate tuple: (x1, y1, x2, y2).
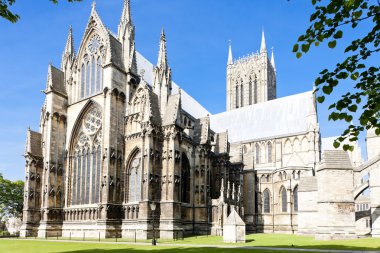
(20, 1, 380, 240)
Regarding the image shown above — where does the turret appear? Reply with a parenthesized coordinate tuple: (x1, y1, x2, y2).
(153, 29, 172, 117)
(118, 0, 137, 74)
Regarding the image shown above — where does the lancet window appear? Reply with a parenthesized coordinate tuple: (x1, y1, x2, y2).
(128, 150, 142, 203)
(79, 34, 104, 100)
(294, 186, 298, 212)
(263, 189, 270, 213)
(71, 106, 103, 206)
(181, 154, 191, 203)
(268, 142, 273, 163)
(281, 187, 287, 212)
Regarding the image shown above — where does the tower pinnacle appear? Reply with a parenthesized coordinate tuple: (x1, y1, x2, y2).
(260, 30, 267, 52)
(227, 40, 233, 65)
(271, 47, 276, 71)
(157, 28, 168, 69)
(61, 26, 75, 70)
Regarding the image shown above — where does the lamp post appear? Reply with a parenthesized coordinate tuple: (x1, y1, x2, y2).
(150, 202, 157, 246)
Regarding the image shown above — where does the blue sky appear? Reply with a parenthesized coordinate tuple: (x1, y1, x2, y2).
(0, 0, 372, 181)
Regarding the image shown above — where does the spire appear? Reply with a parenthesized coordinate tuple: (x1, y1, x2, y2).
(118, 0, 133, 41)
(260, 29, 267, 52)
(227, 40, 233, 65)
(157, 28, 168, 69)
(61, 26, 75, 69)
(121, 0, 132, 25)
(271, 47, 276, 71)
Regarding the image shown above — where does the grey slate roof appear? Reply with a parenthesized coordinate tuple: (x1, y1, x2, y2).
(26, 130, 43, 157)
(209, 91, 314, 143)
(48, 65, 66, 95)
(136, 52, 210, 119)
(108, 32, 124, 70)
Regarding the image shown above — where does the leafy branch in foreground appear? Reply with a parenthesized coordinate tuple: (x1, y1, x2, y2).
(293, 0, 380, 151)
(0, 0, 82, 23)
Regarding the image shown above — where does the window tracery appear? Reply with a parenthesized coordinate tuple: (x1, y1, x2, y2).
(70, 106, 103, 206)
(79, 34, 104, 100)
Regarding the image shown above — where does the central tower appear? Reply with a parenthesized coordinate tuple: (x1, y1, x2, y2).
(226, 31, 277, 111)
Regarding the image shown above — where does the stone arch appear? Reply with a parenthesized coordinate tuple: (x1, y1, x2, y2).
(68, 101, 103, 206)
(284, 139, 292, 154)
(293, 138, 300, 152)
(126, 148, 142, 203)
(301, 136, 309, 151)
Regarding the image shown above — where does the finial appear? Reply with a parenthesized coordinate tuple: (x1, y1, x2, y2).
(92, 1, 96, 10)
(227, 40, 233, 65)
(260, 29, 267, 52)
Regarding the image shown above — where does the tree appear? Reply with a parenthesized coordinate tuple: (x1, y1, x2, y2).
(293, 0, 380, 151)
(0, 173, 24, 221)
(0, 0, 82, 23)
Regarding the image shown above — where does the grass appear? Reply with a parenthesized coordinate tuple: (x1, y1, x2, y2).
(0, 239, 318, 253)
(1, 233, 380, 252)
(164, 233, 380, 251)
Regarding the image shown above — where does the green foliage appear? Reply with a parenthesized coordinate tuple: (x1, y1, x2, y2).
(294, 0, 380, 150)
(0, 0, 83, 23)
(0, 173, 24, 221)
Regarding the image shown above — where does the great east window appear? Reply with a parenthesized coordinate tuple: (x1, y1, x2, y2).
(71, 107, 102, 206)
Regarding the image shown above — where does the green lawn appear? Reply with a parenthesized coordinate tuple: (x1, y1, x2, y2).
(1, 233, 380, 253)
(0, 239, 316, 253)
(165, 233, 380, 251)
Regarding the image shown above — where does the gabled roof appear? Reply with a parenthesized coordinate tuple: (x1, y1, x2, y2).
(209, 91, 314, 143)
(136, 52, 210, 119)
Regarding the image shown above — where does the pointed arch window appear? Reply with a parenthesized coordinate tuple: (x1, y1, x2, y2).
(91, 57, 96, 94)
(85, 61, 90, 97)
(281, 187, 287, 212)
(181, 154, 191, 203)
(268, 142, 273, 163)
(263, 189, 270, 213)
(70, 107, 102, 206)
(255, 143, 260, 164)
(96, 57, 103, 92)
(81, 64, 85, 99)
(235, 85, 239, 109)
(240, 79, 244, 107)
(128, 150, 142, 203)
(78, 35, 103, 101)
(254, 78, 258, 103)
(294, 186, 298, 212)
(249, 77, 252, 105)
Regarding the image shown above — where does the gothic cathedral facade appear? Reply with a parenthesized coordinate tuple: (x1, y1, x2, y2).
(20, 1, 325, 239)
